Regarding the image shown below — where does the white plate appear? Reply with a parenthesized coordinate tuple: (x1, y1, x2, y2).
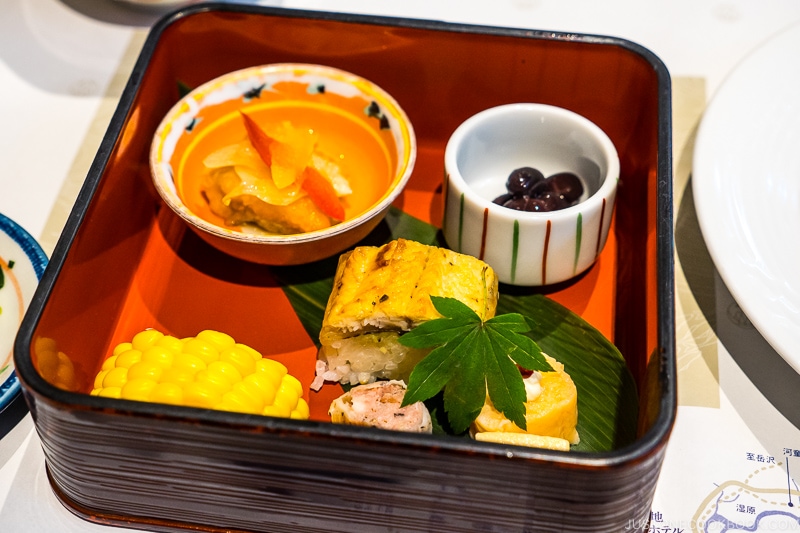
(693, 22, 800, 374)
(0, 213, 47, 412)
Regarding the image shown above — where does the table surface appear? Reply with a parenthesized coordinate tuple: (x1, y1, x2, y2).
(3, 1, 800, 531)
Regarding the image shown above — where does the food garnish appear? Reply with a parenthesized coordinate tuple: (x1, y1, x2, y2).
(399, 296, 552, 435)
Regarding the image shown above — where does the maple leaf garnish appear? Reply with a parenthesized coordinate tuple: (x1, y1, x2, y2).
(399, 296, 552, 434)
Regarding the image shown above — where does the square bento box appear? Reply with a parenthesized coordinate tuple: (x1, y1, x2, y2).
(14, 4, 675, 532)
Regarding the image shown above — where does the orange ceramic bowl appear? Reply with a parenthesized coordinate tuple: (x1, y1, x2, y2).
(150, 63, 416, 265)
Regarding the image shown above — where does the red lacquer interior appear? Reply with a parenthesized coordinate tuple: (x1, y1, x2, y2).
(30, 10, 660, 425)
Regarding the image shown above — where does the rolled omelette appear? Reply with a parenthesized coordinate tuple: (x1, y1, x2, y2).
(312, 238, 498, 389)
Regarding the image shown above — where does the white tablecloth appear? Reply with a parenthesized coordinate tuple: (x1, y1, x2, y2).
(3, 1, 800, 531)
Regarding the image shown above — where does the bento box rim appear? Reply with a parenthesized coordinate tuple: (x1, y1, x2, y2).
(14, 2, 676, 468)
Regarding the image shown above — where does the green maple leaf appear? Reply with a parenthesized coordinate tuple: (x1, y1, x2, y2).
(399, 296, 553, 434)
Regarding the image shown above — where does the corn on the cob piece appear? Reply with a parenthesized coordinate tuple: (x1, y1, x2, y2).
(91, 329, 309, 420)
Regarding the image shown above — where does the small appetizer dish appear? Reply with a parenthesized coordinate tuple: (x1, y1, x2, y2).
(442, 103, 620, 286)
(0, 213, 47, 413)
(150, 63, 417, 265)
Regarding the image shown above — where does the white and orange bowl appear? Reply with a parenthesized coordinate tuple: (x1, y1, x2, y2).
(150, 63, 416, 265)
(0, 213, 47, 411)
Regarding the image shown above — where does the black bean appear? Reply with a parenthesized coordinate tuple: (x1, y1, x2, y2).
(535, 191, 569, 211)
(503, 195, 530, 211)
(493, 192, 515, 206)
(494, 166, 584, 212)
(545, 172, 583, 203)
(527, 179, 550, 199)
(506, 167, 545, 195)
(523, 197, 549, 212)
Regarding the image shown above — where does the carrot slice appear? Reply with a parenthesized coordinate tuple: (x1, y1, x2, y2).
(240, 111, 274, 166)
(300, 166, 345, 221)
(241, 111, 344, 221)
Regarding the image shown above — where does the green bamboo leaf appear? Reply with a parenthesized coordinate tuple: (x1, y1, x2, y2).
(498, 294, 639, 452)
(278, 208, 638, 452)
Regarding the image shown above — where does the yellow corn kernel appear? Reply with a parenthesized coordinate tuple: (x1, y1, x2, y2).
(142, 346, 175, 370)
(156, 335, 184, 353)
(183, 381, 223, 409)
(183, 337, 220, 364)
(219, 389, 260, 414)
(235, 343, 262, 361)
(281, 374, 303, 397)
(262, 404, 291, 418)
(103, 367, 128, 388)
(231, 380, 266, 411)
(273, 383, 300, 412)
(150, 382, 183, 405)
(132, 329, 164, 352)
(160, 366, 197, 386)
(113, 342, 133, 357)
(173, 352, 207, 373)
(97, 386, 122, 399)
(127, 360, 164, 382)
(94, 370, 108, 389)
(220, 346, 257, 377)
(243, 373, 277, 405)
(197, 329, 235, 351)
(90, 329, 308, 421)
(195, 369, 232, 395)
(291, 398, 310, 419)
(121, 378, 157, 401)
(115, 349, 143, 369)
(101, 355, 118, 371)
(256, 358, 287, 388)
(207, 360, 243, 385)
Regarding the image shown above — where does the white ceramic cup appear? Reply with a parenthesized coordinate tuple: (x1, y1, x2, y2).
(443, 103, 620, 286)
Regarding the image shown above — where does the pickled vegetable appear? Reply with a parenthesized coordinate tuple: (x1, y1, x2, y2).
(200, 114, 351, 235)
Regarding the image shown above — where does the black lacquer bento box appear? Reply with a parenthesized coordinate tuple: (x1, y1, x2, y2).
(14, 4, 675, 532)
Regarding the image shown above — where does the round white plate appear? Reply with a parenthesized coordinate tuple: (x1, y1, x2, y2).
(693, 22, 800, 373)
(0, 213, 47, 411)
